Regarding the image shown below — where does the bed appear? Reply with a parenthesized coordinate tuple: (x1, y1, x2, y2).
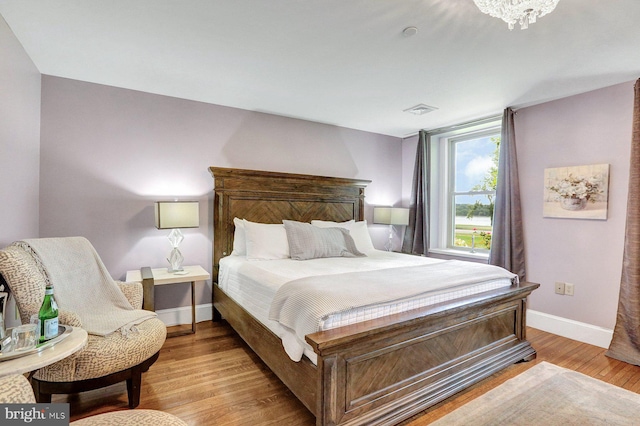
(210, 167, 539, 426)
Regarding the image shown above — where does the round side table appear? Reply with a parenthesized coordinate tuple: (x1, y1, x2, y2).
(0, 327, 88, 377)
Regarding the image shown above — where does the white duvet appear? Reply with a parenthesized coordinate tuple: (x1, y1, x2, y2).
(218, 250, 514, 364)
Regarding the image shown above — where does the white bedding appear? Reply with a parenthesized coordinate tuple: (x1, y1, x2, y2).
(218, 250, 515, 364)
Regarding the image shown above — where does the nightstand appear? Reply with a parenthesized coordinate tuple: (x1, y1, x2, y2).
(125, 265, 210, 337)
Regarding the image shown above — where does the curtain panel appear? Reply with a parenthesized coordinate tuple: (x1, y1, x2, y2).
(607, 78, 640, 366)
(488, 107, 526, 281)
(402, 130, 429, 255)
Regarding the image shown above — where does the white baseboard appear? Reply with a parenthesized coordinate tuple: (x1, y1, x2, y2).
(156, 303, 213, 327)
(527, 309, 613, 349)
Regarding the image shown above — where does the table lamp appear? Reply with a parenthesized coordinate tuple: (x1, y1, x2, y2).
(373, 207, 409, 251)
(155, 201, 199, 272)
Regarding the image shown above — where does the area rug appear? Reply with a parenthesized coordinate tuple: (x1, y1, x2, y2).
(431, 361, 640, 425)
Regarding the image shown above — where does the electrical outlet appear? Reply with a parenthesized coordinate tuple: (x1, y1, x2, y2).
(555, 281, 565, 295)
(565, 283, 574, 296)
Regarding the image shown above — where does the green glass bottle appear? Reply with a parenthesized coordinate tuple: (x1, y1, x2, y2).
(38, 285, 59, 343)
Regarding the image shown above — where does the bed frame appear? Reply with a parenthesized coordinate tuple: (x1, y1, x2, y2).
(210, 167, 539, 426)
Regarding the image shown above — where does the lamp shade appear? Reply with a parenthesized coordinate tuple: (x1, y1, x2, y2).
(155, 201, 200, 229)
(373, 207, 409, 226)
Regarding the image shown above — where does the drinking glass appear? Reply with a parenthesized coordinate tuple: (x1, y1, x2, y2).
(30, 314, 41, 341)
(12, 323, 37, 351)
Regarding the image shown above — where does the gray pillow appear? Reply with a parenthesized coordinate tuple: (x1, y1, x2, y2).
(283, 220, 366, 260)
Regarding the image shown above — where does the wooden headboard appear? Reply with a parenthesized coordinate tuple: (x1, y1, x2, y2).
(209, 167, 370, 278)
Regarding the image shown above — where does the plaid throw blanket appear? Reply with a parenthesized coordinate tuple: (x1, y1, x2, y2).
(19, 237, 157, 336)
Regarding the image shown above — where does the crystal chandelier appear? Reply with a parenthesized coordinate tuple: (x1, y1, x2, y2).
(473, 0, 560, 30)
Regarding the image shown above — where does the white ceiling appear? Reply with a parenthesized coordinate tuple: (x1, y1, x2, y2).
(1, 0, 639, 138)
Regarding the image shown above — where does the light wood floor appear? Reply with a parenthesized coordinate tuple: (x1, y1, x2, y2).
(56, 321, 640, 425)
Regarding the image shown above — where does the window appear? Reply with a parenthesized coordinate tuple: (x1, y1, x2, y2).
(428, 117, 501, 258)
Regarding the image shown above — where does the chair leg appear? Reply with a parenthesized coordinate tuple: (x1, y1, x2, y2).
(31, 380, 52, 403)
(126, 366, 143, 409)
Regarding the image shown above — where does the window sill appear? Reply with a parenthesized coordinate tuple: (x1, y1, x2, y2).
(428, 248, 489, 263)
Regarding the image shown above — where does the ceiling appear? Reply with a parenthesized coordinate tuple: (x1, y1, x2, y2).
(1, 0, 639, 138)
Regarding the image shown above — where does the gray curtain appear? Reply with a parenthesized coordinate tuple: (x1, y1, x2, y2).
(402, 130, 429, 255)
(606, 78, 640, 366)
(488, 108, 526, 281)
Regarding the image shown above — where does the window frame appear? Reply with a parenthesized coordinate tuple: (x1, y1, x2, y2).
(427, 117, 501, 259)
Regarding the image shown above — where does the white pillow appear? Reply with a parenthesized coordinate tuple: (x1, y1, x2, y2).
(231, 217, 246, 256)
(311, 219, 375, 253)
(243, 219, 290, 260)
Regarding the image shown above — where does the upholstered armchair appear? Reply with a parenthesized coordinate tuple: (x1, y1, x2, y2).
(0, 237, 167, 408)
(0, 374, 186, 425)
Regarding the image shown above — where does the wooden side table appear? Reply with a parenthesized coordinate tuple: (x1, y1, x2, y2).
(125, 265, 210, 337)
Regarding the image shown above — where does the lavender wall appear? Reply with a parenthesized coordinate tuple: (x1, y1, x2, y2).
(516, 81, 633, 330)
(400, 81, 634, 332)
(39, 76, 402, 310)
(0, 15, 41, 247)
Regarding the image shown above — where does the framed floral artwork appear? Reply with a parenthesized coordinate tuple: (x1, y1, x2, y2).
(543, 164, 610, 220)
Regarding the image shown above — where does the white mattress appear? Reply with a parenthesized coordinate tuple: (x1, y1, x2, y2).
(218, 250, 513, 364)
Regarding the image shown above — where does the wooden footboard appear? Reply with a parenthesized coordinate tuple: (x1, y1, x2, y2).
(307, 282, 538, 425)
(214, 281, 538, 426)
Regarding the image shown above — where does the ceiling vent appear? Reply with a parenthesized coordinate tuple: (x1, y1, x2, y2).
(403, 104, 438, 115)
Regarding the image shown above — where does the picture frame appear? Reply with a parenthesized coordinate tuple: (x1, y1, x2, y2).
(543, 164, 610, 220)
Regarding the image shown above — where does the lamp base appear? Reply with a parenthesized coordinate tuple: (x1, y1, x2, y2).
(385, 225, 394, 252)
(167, 247, 184, 273)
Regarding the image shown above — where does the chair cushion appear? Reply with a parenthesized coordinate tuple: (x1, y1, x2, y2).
(0, 374, 36, 403)
(71, 410, 187, 426)
(34, 317, 166, 382)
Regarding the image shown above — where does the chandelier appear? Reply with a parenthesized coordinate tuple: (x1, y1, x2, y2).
(473, 0, 560, 30)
